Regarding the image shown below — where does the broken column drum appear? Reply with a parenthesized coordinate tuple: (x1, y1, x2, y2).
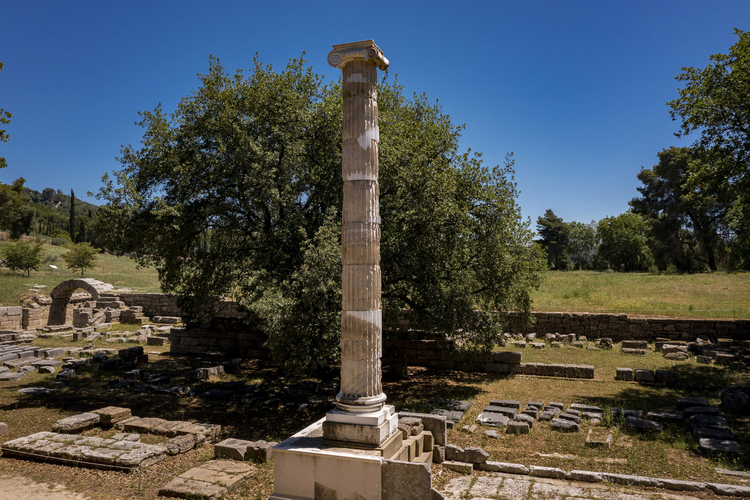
(330, 40, 389, 414)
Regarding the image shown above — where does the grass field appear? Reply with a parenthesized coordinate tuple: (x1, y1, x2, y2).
(531, 270, 750, 319)
(0, 240, 160, 305)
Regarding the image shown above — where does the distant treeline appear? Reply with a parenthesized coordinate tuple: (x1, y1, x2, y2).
(0, 178, 102, 247)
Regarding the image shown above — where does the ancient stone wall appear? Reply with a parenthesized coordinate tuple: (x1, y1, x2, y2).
(169, 319, 267, 358)
(498, 312, 750, 342)
(0, 306, 23, 330)
(117, 293, 244, 320)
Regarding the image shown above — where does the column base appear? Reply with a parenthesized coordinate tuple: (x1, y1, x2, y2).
(322, 404, 397, 447)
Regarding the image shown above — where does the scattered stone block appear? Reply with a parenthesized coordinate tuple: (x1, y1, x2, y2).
(615, 367, 633, 381)
(492, 351, 522, 364)
(93, 407, 132, 427)
(666, 352, 690, 361)
(445, 444, 464, 462)
(625, 416, 662, 432)
(677, 397, 708, 409)
(684, 406, 719, 418)
(147, 336, 167, 346)
(602, 473, 654, 486)
(159, 460, 256, 499)
(647, 410, 682, 422)
(529, 465, 566, 479)
(634, 369, 655, 382)
(693, 427, 735, 440)
(531, 342, 545, 349)
(622, 348, 647, 356)
(464, 446, 489, 464)
(550, 419, 579, 432)
(622, 340, 648, 349)
(489, 399, 521, 409)
(477, 461, 529, 474)
(484, 430, 498, 439)
(112, 433, 140, 442)
(549, 402, 564, 410)
(506, 421, 530, 434)
(558, 413, 581, 424)
(551, 341, 563, 348)
(17, 386, 53, 395)
(566, 470, 602, 482)
(475, 412, 509, 427)
(166, 434, 197, 455)
(443, 460, 473, 474)
(483, 405, 517, 418)
(699, 438, 741, 454)
(52, 412, 101, 433)
(696, 355, 712, 364)
(514, 414, 534, 428)
(124, 417, 167, 434)
(0, 423, 7, 435)
(0, 372, 26, 381)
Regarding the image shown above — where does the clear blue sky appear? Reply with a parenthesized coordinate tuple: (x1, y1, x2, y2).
(1, 0, 747, 226)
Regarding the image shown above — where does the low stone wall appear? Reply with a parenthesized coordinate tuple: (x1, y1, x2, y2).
(118, 293, 245, 321)
(0, 306, 23, 330)
(500, 312, 750, 342)
(169, 319, 267, 358)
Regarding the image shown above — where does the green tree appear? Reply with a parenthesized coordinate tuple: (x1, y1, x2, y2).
(566, 221, 598, 270)
(62, 242, 98, 277)
(0, 61, 12, 170)
(630, 147, 730, 271)
(595, 212, 654, 272)
(668, 29, 750, 268)
(97, 56, 545, 375)
(1, 239, 44, 277)
(536, 209, 570, 270)
(0, 177, 33, 238)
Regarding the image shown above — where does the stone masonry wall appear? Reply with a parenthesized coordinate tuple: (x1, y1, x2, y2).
(118, 293, 245, 320)
(169, 319, 267, 358)
(498, 312, 750, 342)
(0, 306, 23, 330)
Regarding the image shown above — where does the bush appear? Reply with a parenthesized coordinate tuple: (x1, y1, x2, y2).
(1, 239, 44, 276)
(62, 242, 99, 277)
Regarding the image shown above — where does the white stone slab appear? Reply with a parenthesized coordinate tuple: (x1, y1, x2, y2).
(326, 404, 394, 426)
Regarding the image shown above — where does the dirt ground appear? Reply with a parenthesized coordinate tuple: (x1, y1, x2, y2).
(0, 475, 92, 500)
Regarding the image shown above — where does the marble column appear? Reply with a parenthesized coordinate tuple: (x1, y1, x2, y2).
(328, 40, 389, 414)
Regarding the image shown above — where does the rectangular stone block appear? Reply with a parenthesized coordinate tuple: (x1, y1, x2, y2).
(92, 407, 132, 426)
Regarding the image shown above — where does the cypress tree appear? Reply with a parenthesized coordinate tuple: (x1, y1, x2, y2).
(69, 189, 76, 242)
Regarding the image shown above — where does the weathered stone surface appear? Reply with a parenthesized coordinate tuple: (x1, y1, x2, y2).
(158, 478, 227, 499)
(634, 369, 655, 382)
(550, 419, 579, 432)
(475, 412, 508, 427)
(625, 416, 662, 432)
(677, 397, 708, 409)
(647, 410, 682, 421)
(506, 421, 530, 434)
(622, 348, 647, 356)
(484, 429, 498, 439)
(722, 386, 750, 414)
(622, 340, 648, 349)
(17, 386, 53, 395)
(445, 444, 464, 462)
(707, 482, 750, 497)
(51, 412, 100, 433)
(399, 412, 447, 447)
(602, 473, 654, 486)
(92, 406, 132, 426)
(529, 465, 565, 479)
(463, 446, 489, 464)
(684, 405, 719, 417)
(245, 440, 277, 463)
(615, 367, 633, 381)
(442, 461, 473, 474)
(514, 413, 534, 428)
(382, 460, 432, 500)
(0, 372, 26, 381)
(493, 351, 522, 364)
(666, 351, 690, 361)
(489, 399, 521, 409)
(178, 460, 255, 488)
(124, 417, 166, 433)
(483, 405, 516, 418)
(168, 434, 197, 455)
(432, 444, 445, 463)
(700, 438, 741, 454)
(566, 470, 602, 482)
(652, 478, 706, 491)
(477, 461, 529, 474)
(558, 413, 581, 424)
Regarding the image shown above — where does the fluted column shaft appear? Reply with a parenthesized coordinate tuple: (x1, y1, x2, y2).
(328, 41, 389, 413)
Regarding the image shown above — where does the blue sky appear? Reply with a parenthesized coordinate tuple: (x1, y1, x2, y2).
(1, 0, 747, 226)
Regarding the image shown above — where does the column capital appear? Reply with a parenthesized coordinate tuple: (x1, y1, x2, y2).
(328, 40, 389, 71)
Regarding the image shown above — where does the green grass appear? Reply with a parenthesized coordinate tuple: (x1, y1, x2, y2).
(531, 270, 750, 319)
(0, 240, 160, 305)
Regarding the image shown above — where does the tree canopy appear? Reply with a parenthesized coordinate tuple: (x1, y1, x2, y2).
(631, 147, 730, 271)
(97, 56, 546, 375)
(0, 61, 11, 170)
(596, 212, 653, 272)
